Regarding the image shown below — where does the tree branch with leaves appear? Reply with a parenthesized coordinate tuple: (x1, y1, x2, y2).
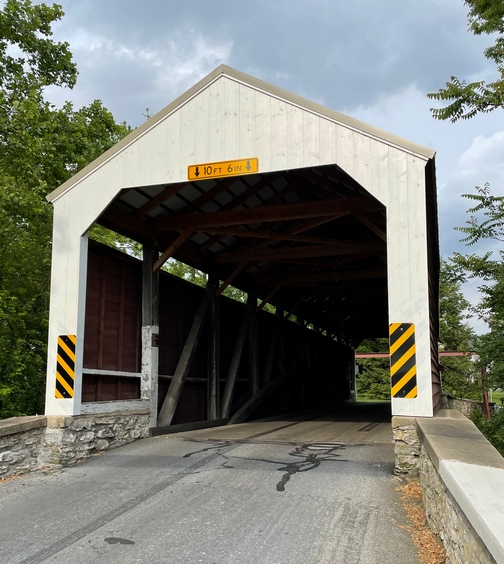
(428, 0, 504, 121)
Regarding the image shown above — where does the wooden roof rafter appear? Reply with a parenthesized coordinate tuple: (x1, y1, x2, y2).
(151, 196, 381, 231)
(135, 182, 189, 217)
(198, 172, 291, 251)
(257, 268, 387, 286)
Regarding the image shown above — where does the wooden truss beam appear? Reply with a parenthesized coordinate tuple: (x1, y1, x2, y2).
(240, 214, 352, 281)
(215, 243, 382, 264)
(282, 284, 388, 298)
(199, 172, 286, 251)
(227, 372, 294, 425)
(221, 310, 251, 418)
(157, 283, 213, 427)
(352, 212, 387, 242)
(176, 176, 244, 216)
(299, 168, 359, 198)
(314, 166, 365, 194)
(289, 214, 349, 235)
(216, 262, 249, 297)
(152, 196, 381, 231)
(135, 182, 189, 217)
(248, 292, 259, 396)
(256, 284, 282, 312)
(153, 228, 194, 272)
(258, 269, 387, 285)
(204, 226, 367, 247)
(100, 204, 151, 237)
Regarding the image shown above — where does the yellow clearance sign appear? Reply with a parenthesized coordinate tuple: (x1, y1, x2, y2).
(188, 158, 259, 181)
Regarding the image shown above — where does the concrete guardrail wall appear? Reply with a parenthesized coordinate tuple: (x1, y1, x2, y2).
(393, 410, 504, 564)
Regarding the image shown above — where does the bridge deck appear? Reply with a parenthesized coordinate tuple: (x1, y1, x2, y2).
(0, 402, 420, 564)
(176, 401, 393, 444)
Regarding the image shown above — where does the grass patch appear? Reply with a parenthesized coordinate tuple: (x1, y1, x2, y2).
(490, 389, 504, 405)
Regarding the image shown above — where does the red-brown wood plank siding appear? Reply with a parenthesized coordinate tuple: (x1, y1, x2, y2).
(83, 241, 354, 421)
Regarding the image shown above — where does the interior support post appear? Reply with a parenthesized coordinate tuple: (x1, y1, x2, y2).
(158, 282, 213, 427)
(248, 292, 259, 396)
(276, 307, 287, 411)
(221, 309, 251, 418)
(141, 240, 160, 428)
(207, 276, 220, 420)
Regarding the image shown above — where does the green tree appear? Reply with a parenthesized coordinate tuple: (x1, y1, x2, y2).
(162, 258, 251, 304)
(356, 338, 390, 400)
(0, 1, 130, 418)
(438, 259, 480, 399)
(428, 0, 504, 121)
(451, 185, 504, 389)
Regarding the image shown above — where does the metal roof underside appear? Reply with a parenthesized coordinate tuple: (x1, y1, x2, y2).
(99, 163, 389, 343)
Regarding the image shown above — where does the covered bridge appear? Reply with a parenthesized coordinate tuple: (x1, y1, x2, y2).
(44, 65, 440, 429)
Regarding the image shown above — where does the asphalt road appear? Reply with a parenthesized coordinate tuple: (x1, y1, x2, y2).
(0, 409, 420, 564)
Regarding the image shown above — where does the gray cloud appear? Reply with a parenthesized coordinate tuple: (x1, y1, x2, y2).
(44, 0, 504, 331)
(52, 0, 495, 125)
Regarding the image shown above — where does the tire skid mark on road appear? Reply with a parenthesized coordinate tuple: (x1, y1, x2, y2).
(18, 442, 239, 564)
(212, 442, 348, 492)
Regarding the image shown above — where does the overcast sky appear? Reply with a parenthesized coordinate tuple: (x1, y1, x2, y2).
(46, 0, 503, 331)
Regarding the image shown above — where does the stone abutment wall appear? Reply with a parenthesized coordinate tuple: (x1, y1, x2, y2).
(419, 447, 496, 564)
(0, 409, 149, 478)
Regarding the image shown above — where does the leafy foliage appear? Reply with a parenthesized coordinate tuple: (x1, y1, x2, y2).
(451, 185, 504, 390)
(455, 183, 504, 245)
(438, 259, 480, 399)
(0, 1, 130, 418)
(470, 407, 504, 455)
(428, 0, 504, 121)
(356, 338, 391, 400)
(162, 259, 253, 304)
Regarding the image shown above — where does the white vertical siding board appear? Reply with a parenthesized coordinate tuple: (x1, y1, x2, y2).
(333, 125, 356, 186)
(194, 86, 211, 163)
(222, 78, 241, 160)
(367, 141, 390, 208)
(319, 118, 337, 166)
(179, 99, 196, 168)
(45, 201, 88, 416)
(208, 79, 225, 162)
(302, 112, 320, 167)
(407, 157, 432, 415)
(387, 149, 412, 317)
(254, 90, 272, 171)
(286, 104, 303, 169)
(121, 143, 138, 188)
(351, 133, 373, 197)
(238, 83, 256, 158)
(270, 98, 288, 171)
(145, 121, 167, 186)
(164, 110, 182, 181)
(388, 156, 433, 417)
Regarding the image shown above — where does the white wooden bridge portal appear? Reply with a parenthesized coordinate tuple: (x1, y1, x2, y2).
(44, 65, 440, 430)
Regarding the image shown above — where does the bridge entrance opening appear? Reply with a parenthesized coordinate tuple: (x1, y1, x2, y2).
(44, 66, 440, 431)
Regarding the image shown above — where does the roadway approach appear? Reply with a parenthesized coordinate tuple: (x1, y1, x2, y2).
(0, 402, 421, 564)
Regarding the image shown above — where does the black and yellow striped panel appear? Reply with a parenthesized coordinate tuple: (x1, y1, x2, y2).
(389, 323, 417, 398)
(55, 335, 76, 399)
